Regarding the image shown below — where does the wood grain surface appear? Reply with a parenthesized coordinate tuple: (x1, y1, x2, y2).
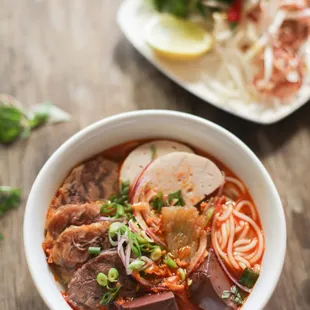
(0, 1, 309, 309)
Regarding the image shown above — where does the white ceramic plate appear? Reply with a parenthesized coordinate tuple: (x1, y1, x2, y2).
(117, 0, 310, 124)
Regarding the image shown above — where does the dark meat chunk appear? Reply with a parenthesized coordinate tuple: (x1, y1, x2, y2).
(48, 222, 111, 282)
(116, 292, 179, 310)
(43, 203, 101, 250)
(49, 156, 119, 211)
(189, 249, 237, 310)
(68, 249, 137, 310)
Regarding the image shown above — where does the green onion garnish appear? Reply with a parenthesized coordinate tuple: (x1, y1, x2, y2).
(128, 259, 145, 270)
(96, 272, 108, 287)
(150, 247, 162, 261)
(99, 285, 121, 305)
(168, 190, 185, 206)
(221, 285, 245, 306)
(239, 267, 259, 289)
(88, 246, 101, 256)
(150, 192, 167, 212)
(108, 268, 119, 282)
(163, 254, 178, 268)
(177, 268, 186, 281)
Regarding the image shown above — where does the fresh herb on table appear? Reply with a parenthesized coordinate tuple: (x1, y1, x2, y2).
(0, 186, 22, 240)
(0, 96, 71, 145)
(222, 285, 245, 306)
(0, 186, 21, 216)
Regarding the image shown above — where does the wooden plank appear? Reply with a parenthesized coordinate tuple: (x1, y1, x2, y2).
(0, 0, 309, 309)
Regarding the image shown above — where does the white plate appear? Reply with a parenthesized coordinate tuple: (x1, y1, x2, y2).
(117, 0, 310, 124)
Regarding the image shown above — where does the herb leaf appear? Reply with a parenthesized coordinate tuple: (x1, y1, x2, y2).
(168, 190, 185, 206)
(0, 186, 21, 216)
(101, 181, 133, 220)
(0, 104, 26, 144)
(150, 192, 167, 212)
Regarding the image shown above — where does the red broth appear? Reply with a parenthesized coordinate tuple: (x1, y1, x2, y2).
(45, 139, 264, 310)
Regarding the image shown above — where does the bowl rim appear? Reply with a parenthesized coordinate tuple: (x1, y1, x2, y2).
(23, 110, 286, 310)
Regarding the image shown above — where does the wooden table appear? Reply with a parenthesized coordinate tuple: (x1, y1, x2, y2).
(0, 1, 309, 309)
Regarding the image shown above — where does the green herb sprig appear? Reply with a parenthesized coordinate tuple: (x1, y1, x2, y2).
(0, 99, 51, 144)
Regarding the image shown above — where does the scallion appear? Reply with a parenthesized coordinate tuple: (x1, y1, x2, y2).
(88, 246, 101, 256)
(150, 247, 162, 261)
(239, 267, 259, 289)
(168, 190, 185, 206)
(96, 272, 108, 287)
(108, 268, 119, 282)
(128, 259, 145, 270)
(163, 254, 178, 268)
(177, 268, 186, 281)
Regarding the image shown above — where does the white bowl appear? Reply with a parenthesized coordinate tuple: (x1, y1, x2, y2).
(24, 110, 286, 310)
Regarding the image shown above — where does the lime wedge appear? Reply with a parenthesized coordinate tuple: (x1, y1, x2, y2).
(146, 14, 213, 61)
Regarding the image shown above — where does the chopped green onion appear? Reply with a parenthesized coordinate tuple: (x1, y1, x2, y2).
(100, 292, 113, 305)
(204, 206, 215, 226)
(120, 180, 130, 196)
(128, 230, 142, 257)
(150, 192, 167, 212)
(108, 268, 119, 282)
(150, 144, 157, 160)
(128, 259, 145, 270)
(168, 190, 185, 206)
(222, 286, 245, 306)
(163, 254, 178, 268)
(177, 268, 186, 281)
(109, 222, 127, 237)
(222, 290, 231, 299)
(187, 278, 193, 286)
(88, 246, 101, 256)
(96, 272, 108, 287)
(150, 247, 162, 261)
(100, 285, 122, 305)
(239, 267, 259, 289)
(137, 235, 149, 245)
(116, 204, 125, 217)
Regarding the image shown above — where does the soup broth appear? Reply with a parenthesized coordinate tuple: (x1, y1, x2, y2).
(43, 139, 264, 310)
